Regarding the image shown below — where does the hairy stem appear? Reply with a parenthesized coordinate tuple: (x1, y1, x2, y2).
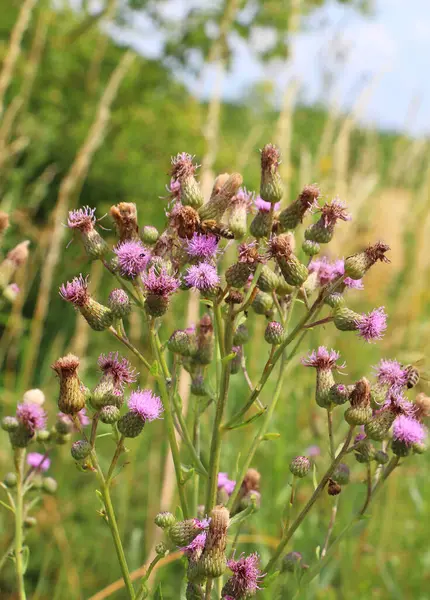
(13, 449, 26, 600)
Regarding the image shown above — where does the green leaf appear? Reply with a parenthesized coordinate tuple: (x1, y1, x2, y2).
(150, 361, 159, 377)
(226, 409, 266, 430)
(0, 499, 14, 514)
(180, 465, 195, 483)
(21, 546, 30, 575)
(262, 432, 281, 441)
(153, 583, 164, 599)
(221, 352, 236, 366)
(175, 506, 184, 522)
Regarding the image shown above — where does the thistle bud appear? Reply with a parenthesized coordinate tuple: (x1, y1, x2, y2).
(4, 472, 17, 488)
(117, 411, 145, 438)
(67, 207, 109, 259)
(252, 290, 274, 315)
(99, 405, 121, 424)
(199, 173, 243, 222)
(413, 441, 427, 454)
(239, 489, 261, 512)
(225, 263, 252, 288)
(71, 440, 92, 461)
(374, 450, 389, 464)
(278, 184, 320, 231)
(60, 275, 113, 331)
(264, 321, 285, 345)
(171, 153, 204, 208)
(392, 439, 411, 457)
(55, 432, 71, 445)
(108, 289, 131, 319)
(0, 241, 29, 288)
(345, 405, 372, 426)
(333, 306, 361, 332)
(233, 323, 249, 345)
(260, 144, 283, 204)
(42, 477, 58, 494)
(169, 519, 208, 547)
(198, 506, 229, 579)
(332, 463, 350, 485)
(289, 456, 311, 478)
(364, 410, 396, 441)
(191, 375, 209, 397)
(344, 242, 390, 280)
(302, 347, 345, 409)
(194, 314, 214, 365)
(141, 225, 159, 245)
(110, 202, 139, 242)
(36, 430, 51, 442)
(225, 290, 244, 305)
(250, 201, 275, 239)
(327, 479, 342, 496)
(269, 234, 308, 287)
(302, 239, 320, 256)
(227, 189, 252, 239)
(304, 198, 350, 244)
(55, 417, 72, 435)
(324, 293, 345, 309)
(329, 384, 350, 406)
(257, 265, 280, 292)
(354, 437, 375, 463)
(281, 551, 303, 573)
(230, 346, 242, 375)
(155, 511, 176, 530)
(168, 329, 193, 356)
(276, 278, 295, 297)
(145, 294, 170, 317)
(1, 416, 19, 432)
(51, 354, 86, 415)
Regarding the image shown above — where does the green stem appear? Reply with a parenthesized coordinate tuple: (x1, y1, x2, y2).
(321, 495, 340, 559)
(264, 426, 354, 574)
(363, 456, 400, 514)
(282, 476, 296, 534)
(172, 391, 207, 477)
(109, 326, 152, 372)
(192, 395, 201, 516)
(13, 448, 27, 600)
(327, 408, 335, 459)
(0, 539, 14, 573)
(136, 552, 165, 600)
(106, 436, 125, 484)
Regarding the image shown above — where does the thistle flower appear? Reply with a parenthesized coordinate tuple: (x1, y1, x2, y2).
(128, 389, 164, 422)
(110, 202, 139, 242)
(383, 390, 416, 416)
(279, 184, 320, 231)
(260, 143, 283, 204)
(142, 267, 180, 316)
(305, 198, 350, 244)
(184, 263, 220, 293)
(197, 506, 229, 579)
(51, 354, 86, 415)
(309, 257, 364, 290)
(113, 240, 150, 278)
(393, 415, 426, 446)
(302, 347, 345, 408)
(181, 532, 207, 557)
(344, 241, 390, 280)
(356, 307, 387, 342)
(218, 472, 236, 495)
(108, 288, 131, 318)
(67, 207, 108, 260)
(16, 403, 47, 434)
(250, 196, 279, 239)
(222, 553, 264, 599)
(170, 204, 200, 239)
(60, 275, 113, 331)
(58, 408, 90, 430)
(186, 233, 219, 261)
(27, 452, 50, 472)
(373, 359, 408, 390)
(98, 352, 137, 390)
(171, 152, 204, 208)
(254, 197, 280, 213)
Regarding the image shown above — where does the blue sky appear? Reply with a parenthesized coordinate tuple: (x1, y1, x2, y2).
(111, 0, 430, 136)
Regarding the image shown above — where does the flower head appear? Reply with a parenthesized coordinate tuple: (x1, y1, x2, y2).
(302, 346, 345, 370)
(393, 415, 426, 446)
(181, 532, 207, 556)
(226, 553, 264, 597)
(67, 207, 96, 232)
(254, 196, 280, 212)
(142, 267, 180, 297)
(114, 240, 150, 278)
(374, 359, 408, 390)
(184, 263, 220, 291)
(171, 152, 198, 179)
(128, 389, 164, 422)
(186, 233, 219, 260)
(218, 472, 236, 495)
(58, 408, 90, 430)
(309, 257, 363, 289)
(356, 307, 387, 342)
(59, 275, 89, 306)
(98, 352, 137, 389)
(305, 445, 321, 458)
(16, 402, 47, 434)
(319, 198, 351, 227)
(27, 452, 50, 472)
(232, 187, 254, 208)
(383, 390, 416, 416)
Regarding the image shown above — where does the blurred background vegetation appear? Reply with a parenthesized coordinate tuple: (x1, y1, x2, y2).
(1, 0, 430, 598)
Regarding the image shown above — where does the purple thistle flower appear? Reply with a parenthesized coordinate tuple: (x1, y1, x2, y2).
(98, 352, 137, 389)
(393, 415, 426, 446)
(309, 257, 363, 289)
(171, 152, 198, 178)
(59, 275, 89, 306)
(67, 206, 96, 232)
(356, 307, 387, 342)
(305, 445, 321, 458)
(354, 432, 367, 443)
(254, 196, 281, 212)
(218, 472, 236, 495)
(9, 283, 20, 294)
(374, 359, 408, 390)
(184, 263, 220, 291)
(186, 233, 219, 260)
(142, 267, 180, 297)
(226, 553, 264, 596)
(128, 389, 164, 422)
(320, 198, 351, 227)
(181, 532, 207, 556)
(232, 187, 254, 208)
(114, 240, 151, 278)
(27, 452, 50, 472)
(168, 178, 181, 200)
(302, 346, 345, 371)
(16, 403, 47, 434)
(383, 390, 416, 416)
(58, 408, 90, 430)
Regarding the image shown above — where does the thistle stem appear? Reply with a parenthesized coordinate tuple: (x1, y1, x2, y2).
(106, 435, 125, 484)
(327, 408, 335, 459)
(13, 448, 26, 600)
(321, 496, 339, 559)
(108, 326, 152, 372)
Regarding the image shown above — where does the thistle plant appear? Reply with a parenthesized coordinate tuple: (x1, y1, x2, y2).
(3, 144, 427, 599)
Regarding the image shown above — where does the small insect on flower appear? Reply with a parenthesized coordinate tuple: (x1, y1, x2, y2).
(114, 240, 151, 278)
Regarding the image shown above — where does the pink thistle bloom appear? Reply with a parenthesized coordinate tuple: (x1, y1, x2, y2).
(226, 553, 264, 597)
(27, 452, 50, 472)
(354, 432, 367, 444)
(128, 389, 164, 422)
(168, 178, 181, 199)
(171, 152, 199, 179)
(58, 408, 90, 430)
(232, 187, 254, 208)
(356, 307, 387, 342)
(9, 283, 20, 294)
(142, 267, 180, 297)
(374, 359, 408, 390)
(383, 390, 416, 416)
(309, 257, 363, 289)
(305, 445, 321, 458)
(184, 263, 220, 291)
(114, 240, 151, 278)
(393, 415, 427, 446)
(59, 275, 89, 306)
(16, 403, 47, 434)
(181, 532, 207, 557)
(218, 472, 236, 495)
(67, 206, 96, 232)
(254, 196, 281, 212)
(302, 346, 345, 371)
(98, 352, 137, 389)
(320, 197, 351, 227)
(186, 233, 219, 260)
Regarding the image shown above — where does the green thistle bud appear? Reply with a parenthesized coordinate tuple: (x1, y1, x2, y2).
(252, 291, 274, 315)
(225, 263, 252, 288)
(344, 405, 373, 426)
(55, 418, 72, 435)
(257, 265, 280, 292)
(364, 410, 396, 441)
(4, 472, 17, 488)
(227, 195, 250, 240)
(276, 278, 295, 297)
(99, 405, 121, 424)
(344, 242, 390, 280)
(302, 239, 320, 256)
(10, 425, 33, 448)
(279, 184, 320, 230)
(332, 463, 350, 485)
(324, 293, 345, 309)
(230, 346, 242, 375)
(233, 323, 249, 345)
(71, 440, 92, 460)
(250, 210, 272, 239)
(277, 254, 309, 287)
(1, 416, 19, 432)
(328, 479, 342, 496)
(117, 411, 145, 438)
(155, 511, 176, 530)
(316, 369, 336, 408)
(182, 177, 204, 209)
(289, 456, 311, 478)
(199, 173, 243, 222)
(391, 439, 410, 457)
(108, 289, 132, 319)
(80, 298, 113, 331)
(83, 229, 109, 260)
(168, 330, 193, 356)
(333, 306, 360, 332)
(36, 430, 51, 442)
(169, 519, 204, 547)
(374, 450, 389, 464)
(155, 542, 167, 556)
(304, 198, 350, 244)
(24, 517, 38, 529)
(141, 225, 159, 245)
(91, 379, 123, 410)
(42, 477, 58, 494)
(55, 432, 71, 445)
(413, 441, 427, 454)
(329, 383, 350, 406)
(145, 294, 170, 317)
(191, 375, 209, 397)
(281, 551, 304, 573)
(198, 506, 229, 579)
(260, 144, 283, 204)
(264, 321, 285, 345)
(370, 384, 388, 409)
(354, 439, 375, 463)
